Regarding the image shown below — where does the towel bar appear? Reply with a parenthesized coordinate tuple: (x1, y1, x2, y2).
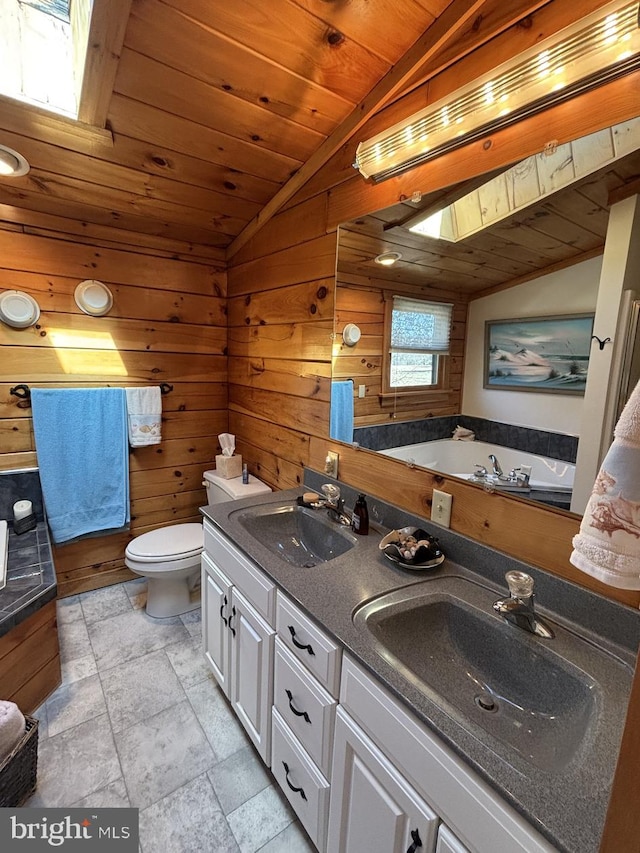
(10, 383, 174, 407)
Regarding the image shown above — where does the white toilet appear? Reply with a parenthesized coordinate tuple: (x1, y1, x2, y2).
(124, 469, 272, 618)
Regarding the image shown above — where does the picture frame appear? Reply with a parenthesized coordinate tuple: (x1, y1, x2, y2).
(484, 313, 595, 394)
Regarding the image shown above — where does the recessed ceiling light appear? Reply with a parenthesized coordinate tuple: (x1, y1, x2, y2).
(0, 145, 30, 177)
(374, 252, 402, 266)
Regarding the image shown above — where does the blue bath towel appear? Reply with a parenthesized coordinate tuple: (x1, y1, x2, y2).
(330, 380, 354, 443)
(31, 388, 130, 544)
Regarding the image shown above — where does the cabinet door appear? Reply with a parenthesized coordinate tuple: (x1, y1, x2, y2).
(436, 825, 471, 853)
(328, 708, 438, 853)
(201, 553, 232, 698)
(230, 586, 275, 764)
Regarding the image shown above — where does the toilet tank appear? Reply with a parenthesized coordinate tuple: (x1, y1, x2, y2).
(203, 469, 272, 504)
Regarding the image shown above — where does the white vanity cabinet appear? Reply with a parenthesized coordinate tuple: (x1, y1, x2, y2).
(202, 516, 558, 853)
(202, 520, 276, 764)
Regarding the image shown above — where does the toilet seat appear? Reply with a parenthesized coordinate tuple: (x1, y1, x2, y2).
(125, 522, 203, 563)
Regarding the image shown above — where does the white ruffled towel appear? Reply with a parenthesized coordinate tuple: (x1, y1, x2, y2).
(125, 386, 162, 447)
(570, 379, 640, 589)
(452, 425, 475, 441)
(0, 700, 26, 761)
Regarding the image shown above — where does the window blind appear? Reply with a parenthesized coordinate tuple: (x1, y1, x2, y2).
(390, 297, 453, 354)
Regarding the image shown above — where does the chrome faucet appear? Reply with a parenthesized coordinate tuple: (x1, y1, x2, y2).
(493, 571, 554, 639)
(320, 484, 351, 525)
(488, 454, 503, 477)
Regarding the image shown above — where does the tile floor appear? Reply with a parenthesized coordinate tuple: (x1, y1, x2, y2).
(26, 579, 316, 853)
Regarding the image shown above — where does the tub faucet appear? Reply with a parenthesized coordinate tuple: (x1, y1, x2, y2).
(493, 571, 554, 639)
(488, 454, 503, 477)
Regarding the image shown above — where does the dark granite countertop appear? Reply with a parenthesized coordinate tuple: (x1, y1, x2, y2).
(201, 479, 640, 853)
(0, 521, 57, 638)
(0, 469, 57, 639)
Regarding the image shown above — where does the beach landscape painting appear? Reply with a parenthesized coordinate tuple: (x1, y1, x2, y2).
(484, 314, 595, 394)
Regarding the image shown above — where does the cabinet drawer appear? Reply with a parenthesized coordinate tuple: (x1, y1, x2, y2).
(274, 637, 336, 776)
(271, 707, 330, 852)
(276, 591, 341, 696)
(204, 519, 275, 623)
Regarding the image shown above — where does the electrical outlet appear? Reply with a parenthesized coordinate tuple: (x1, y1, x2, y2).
(325, 450, 339, 478)
(358, 384, 366, 398)
(431, 489, 452, 527)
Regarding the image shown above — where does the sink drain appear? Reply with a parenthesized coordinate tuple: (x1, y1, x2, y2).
(474, 693, 498, 713)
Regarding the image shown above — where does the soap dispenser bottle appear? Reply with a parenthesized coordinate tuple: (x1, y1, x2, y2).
(351, 494, 369, 535)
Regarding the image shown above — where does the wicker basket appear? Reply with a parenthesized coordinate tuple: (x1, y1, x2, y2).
(0, 716, 38, 807)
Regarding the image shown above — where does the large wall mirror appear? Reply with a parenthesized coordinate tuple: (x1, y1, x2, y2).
(332, 119, 640, 519)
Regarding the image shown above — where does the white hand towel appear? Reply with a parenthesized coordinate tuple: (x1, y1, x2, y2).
(125, 387, 162, 447)
(570, 378, 640, 589)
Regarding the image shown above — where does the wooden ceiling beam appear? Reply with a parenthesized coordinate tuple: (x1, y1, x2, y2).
(77, 0, 133, 127)
(226, 0, 490, 260)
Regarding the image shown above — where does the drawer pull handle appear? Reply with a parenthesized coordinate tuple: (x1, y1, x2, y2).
(285, 689, 311, 724)
(220, 595, 228, 627)
(228, 605, 237, 637)
(282, 760, 307, 801)
(288, 625, 315, 656)
(407, 828, 422, 853)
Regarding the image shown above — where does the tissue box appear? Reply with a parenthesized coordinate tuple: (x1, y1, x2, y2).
(215, 454, 243, 479)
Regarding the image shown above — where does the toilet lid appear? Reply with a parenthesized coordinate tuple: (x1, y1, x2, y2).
(126, 523, 203, 562)
(203, 469, 272, 499)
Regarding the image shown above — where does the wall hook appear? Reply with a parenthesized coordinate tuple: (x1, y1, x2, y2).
(591, 335, 611, 351)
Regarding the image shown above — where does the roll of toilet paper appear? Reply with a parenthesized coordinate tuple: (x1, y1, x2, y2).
(13, 500, 32, 522)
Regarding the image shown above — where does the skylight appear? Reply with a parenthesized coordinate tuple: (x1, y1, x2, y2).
(408, 118, 640, 242)
(0, 0, 85, 117)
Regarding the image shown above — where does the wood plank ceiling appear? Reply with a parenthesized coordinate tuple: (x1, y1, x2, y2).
(338, 146, 640, 297)
(0, 0, 454, 252)
(0, 0, 638, 260)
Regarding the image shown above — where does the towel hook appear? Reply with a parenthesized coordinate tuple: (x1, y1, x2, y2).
(159, 383, 173, 395)
(591, 335, 611, 351)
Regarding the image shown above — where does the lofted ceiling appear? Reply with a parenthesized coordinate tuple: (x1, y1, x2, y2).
(0, 0, 638, 260)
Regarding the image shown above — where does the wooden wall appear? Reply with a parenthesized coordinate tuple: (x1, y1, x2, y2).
(334, 271, 468, 427)
(226, 195, 335, 489)
(0, 210, 226, 596)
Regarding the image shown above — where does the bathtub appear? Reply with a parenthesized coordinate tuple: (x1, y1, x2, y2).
(379, 439, 574, 493)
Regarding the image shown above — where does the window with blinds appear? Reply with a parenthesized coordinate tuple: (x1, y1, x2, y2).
(384, 296, 453, 391)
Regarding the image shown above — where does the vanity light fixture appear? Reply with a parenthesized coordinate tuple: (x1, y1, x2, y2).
(0, 145, 30, 177)
(374, 252, 402, 266)
(354, 0, 640, 182)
